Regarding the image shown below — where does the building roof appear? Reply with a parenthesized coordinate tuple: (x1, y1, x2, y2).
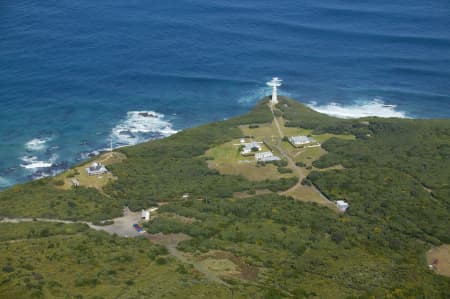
(336, 200, 349, 212)
(258, 156, 281, 162)
(289, 136, 315, 145)
(85, 162, 107, 174)
(255, 151, 273, 159)
(241, 142, 262, 155)
(242, 142, 261, 150)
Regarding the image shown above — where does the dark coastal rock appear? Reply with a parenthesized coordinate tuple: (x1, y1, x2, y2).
(118, 130, 136, 138)
(88, 151, 100, 157)
(138, 112, 157, 118)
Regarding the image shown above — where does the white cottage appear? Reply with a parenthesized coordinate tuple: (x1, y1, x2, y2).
(255, 151, 281, 162)
(141, 209, 150, 221)
(336, 200, 349, 212)
(240, 142, 262, 155)
(85, 162, 108, 176)
(288, 136, 316, 147)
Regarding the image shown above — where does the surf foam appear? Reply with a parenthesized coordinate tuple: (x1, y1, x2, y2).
(111, 111, 177, 147)
(25, 137, 51, 151)
(19, 154, 57, 169)
(306, 99, 408, 119)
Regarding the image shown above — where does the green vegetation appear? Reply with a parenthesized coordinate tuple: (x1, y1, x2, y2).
(144, 194, 450, 298)
(0, 100, 294, 219)
(0, 97, 449, 298)
(0, 181, 122, 221)
(308, 118, 450, 245)
(0, 223, 250, 298)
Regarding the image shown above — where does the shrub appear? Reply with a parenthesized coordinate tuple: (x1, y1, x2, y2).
(156, 257, 167, 265)
(301, 178, 312, 186)
(277, 167, 293, 174)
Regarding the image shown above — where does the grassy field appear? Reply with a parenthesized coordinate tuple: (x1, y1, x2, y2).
(57, 152, 126, 192)
(427, 244, 450, 277)
(282, 184, 334, 207)
(239, 118, 312, 140)
(205, 139, 295, 181)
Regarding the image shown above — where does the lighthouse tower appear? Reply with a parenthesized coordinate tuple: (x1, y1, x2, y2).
(266, 77, 282, 106)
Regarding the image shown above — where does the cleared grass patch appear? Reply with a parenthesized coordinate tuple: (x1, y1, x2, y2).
(239, 119, 313, 140)
(427, 244, 450, 277)
(205, 140, 294, 181)
(284, 185, 334, 208)
(56, 152, 126, 192)
(293, 145, 327, 167)
(196, 250, 259, 282)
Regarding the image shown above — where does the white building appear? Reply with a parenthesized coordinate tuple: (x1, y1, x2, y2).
(241, 142, 262, 155)
(141, 209, 150, 221)
(336, 200, 349, 212)
(266, 77, 282, 105)
(288, 136, 316, 147)
(255, 151, 281, 162)
(85, 162, 108, 176)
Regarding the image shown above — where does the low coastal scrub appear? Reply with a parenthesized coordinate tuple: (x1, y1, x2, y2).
(0, 97, 449, 298)
(146, 194, 450, 297)
(0, 223, 239, 298)
(0, 99, 294, 219)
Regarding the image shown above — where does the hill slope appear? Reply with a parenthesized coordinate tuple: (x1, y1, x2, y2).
(0, 97, 449, 298)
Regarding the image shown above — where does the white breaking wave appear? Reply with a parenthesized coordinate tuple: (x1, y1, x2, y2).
(111, 110, 177, 146)
(25, 137, 51, 151)
(19, 154, 57, 169)
(307, 99, 408, 119)
(237, 87, 293, 105)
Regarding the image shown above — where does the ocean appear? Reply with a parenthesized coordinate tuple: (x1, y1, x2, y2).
(1, 0, 449, 189)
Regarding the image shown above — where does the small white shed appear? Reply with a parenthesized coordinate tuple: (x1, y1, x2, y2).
(336, 200, 349, 212)
(141, 209, 150, 221)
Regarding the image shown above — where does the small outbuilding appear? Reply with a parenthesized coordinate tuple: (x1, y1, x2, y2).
(255, 151, 281, 162)
(240, 142, 262, 155)
(85, 162, 108, 176)
(336, 200, 349, 212)
(71, 178, 80, 187)
(141, 209, 150, 221)
(288, 136, 316, 147)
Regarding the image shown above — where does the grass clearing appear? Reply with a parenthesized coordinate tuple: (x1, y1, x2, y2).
(294, 145, 327, 166)
(427, 244, 450, 277)
(284, 185, 335, 207)
(239, 119, 313, 140)
(196, 250, 259, 282)
(56, 152, 126, 192)
(205, 140, 294, 181)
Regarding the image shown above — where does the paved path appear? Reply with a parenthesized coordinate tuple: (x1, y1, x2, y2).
(0, 207, 142, 237)
(268, 104, 334, 206)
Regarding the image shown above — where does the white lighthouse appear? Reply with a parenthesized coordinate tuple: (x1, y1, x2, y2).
(266, 77, 282, 106)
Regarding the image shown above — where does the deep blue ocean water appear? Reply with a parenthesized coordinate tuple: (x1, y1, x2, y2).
(1, 0, 449, 188)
